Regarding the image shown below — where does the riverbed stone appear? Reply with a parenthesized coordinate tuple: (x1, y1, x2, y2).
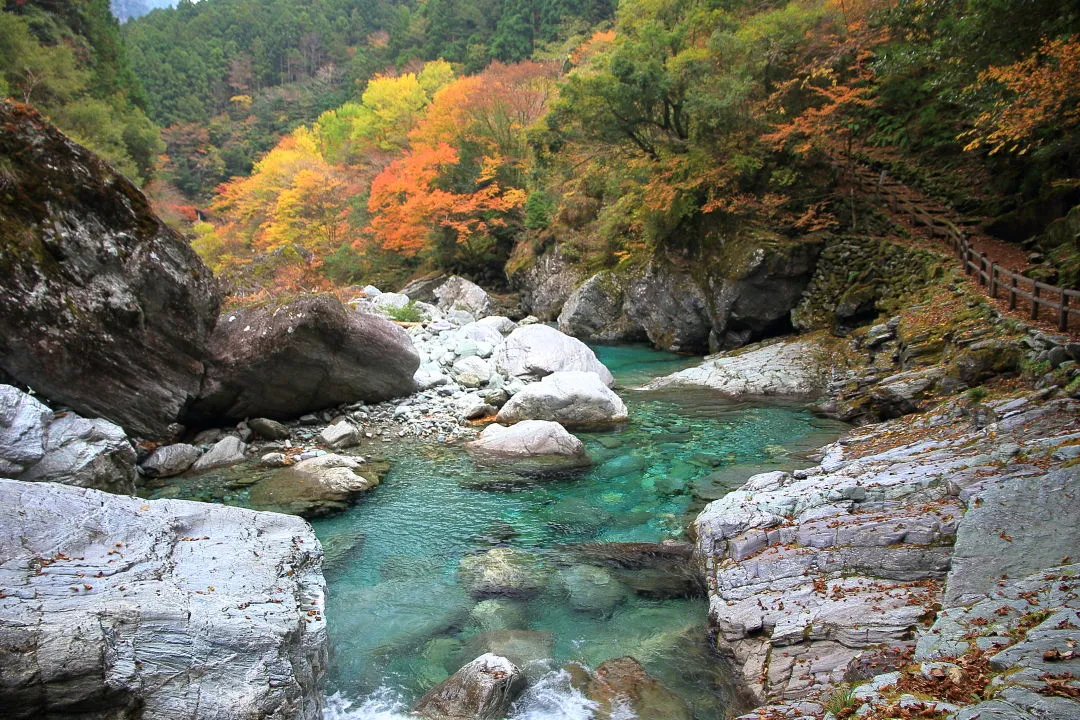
(496, 371, 628, 427)
(414, 653, 525, 720)
(0, 478, 327, 719)
(248, 453, 380, 518)
(559, 564, 628, 616)
(587, 656, 693, 720)
(492, 325, 615, 387)
(451, 356, 492, 388)
(320, 420, 360, 449)
(191, 435, 248, 471)
(458, 547, 549, 598)
(249, 417, 291, 440)
(465, 420, 586, 460)
(140, 443, 201, 478)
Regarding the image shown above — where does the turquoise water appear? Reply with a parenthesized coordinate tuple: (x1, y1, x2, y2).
(314, 344, 848, 719)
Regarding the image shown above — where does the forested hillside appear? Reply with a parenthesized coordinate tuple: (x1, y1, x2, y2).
(145, 0, 1079, 298)
(0, 0, 160, 181)
(110, 0, 174, 22)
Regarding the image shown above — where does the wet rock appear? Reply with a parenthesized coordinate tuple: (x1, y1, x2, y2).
(414, 653, 525, 720)
(0, 478, 327, 719)
(465, 421, 587, 461)
(140, 443, 201, 478)
(559, 564, 628, 615)
(191, 436, 247, 472)
(493, 325, 615, 387)
(248, 453, 381, 518)
(460, 631, 555, 674)
(249, 417, 291, 440)
(496, 371, 628, 427)
(186, 294, 419, 424)
(434, 276, 494, 316)
(587, 656, 693, 720)
(0, 101, 221, 438)
(458, 547, 549, 598)
(469, 599, 528, 632)
(1, 385, 136, 493)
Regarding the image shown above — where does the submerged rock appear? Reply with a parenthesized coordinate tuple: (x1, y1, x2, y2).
(0, 478, 327, 719)
(413, 653, 525, 720)
(492, 325, 615, 387)
(559, 564, 628, 615)
(458, 547, 549, 598)
(587, 656, 693, 720)
(0, 385, 136, 493)
(459, 630, 555, 676)
(248, 453, 380, 518)
(186, 294, 419, 424)
(0, 101, 221, 438)
(496, 371, 628, 427)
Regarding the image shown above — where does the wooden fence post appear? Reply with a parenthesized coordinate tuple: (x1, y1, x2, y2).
(989, 262, 997, 298)
(1008, 276, 1018, 310)
(1061, 294, 1071, 332)
(1031, 285, 1040, 320)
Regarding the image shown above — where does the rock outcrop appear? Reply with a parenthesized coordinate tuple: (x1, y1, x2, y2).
(644, 337, 831, 398)
(496, 371, 628, 427)
(695, 391, 1080, 706)
(493, 325, 615, 387)
(0, 478, 328, 719)
(186, 294, 419, 424)
(0, 101, 221, 438)
(508, 244, 585, 320)
(414, 653, 526, 720)
(0, 384, 136, 494)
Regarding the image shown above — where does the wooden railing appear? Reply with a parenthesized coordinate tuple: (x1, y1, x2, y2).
(852, 166, 1080, 332)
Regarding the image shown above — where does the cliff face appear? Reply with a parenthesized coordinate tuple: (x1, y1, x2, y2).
(0, 100, 221, 438)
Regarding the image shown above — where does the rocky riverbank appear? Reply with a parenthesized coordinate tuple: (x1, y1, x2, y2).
(655, 296, 1080, 719)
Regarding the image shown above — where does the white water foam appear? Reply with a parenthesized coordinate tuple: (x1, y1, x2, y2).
(324, 668, 606, 720)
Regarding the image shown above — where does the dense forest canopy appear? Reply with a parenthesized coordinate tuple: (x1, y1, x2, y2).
(3, 0, 1079, 295)
(1, 0, 161, 181)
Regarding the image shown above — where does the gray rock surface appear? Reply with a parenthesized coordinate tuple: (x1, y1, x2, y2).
(0, 478, 327, 719)
(434, 276, 494, 316)
(496, 371, 628, 427)
(645, 338, 829, 398)
(557, 271, 645, 344)
(413, 653, 526, 720)
(0, 385, 136, 494)
(139, 443, 201, 478)
(465, 420, 585, 459)
(320, 420, 359, 449)
(191, 435, 247, 472)
(249, 417, 291, 440)
(493, 325, 615, 387)
(186, 294, 419, 424)
(508, 245, 584, 320)
(459, 548, 549, 598)
(0, 101, 221, 438)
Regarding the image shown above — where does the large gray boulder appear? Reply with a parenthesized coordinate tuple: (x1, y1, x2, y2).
(0, 385, 136, 494)
(413, 653, 526, 720)
(0, 101, 221, 438)
(465, 420, 586, 459)
(508, 245, 585, 320)
(0, 479, 328, 719)
(644, 338, 829, 398)
(558, 271, 645, 344)
(190, 435, 247, 472)
(186, 294, 419, 424)
(140, 443, 201, 478)
(492, 325, 614, 387)
(434, 276, 493, 316)
(496, 371, 628, 427)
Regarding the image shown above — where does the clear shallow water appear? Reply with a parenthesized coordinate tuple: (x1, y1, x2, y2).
(311, 343, 848, 719)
